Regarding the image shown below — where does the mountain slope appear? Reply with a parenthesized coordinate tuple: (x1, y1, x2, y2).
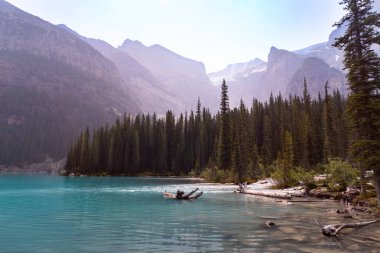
(287, 57, 346, 96)
(0, 0, 139, 166)
(58, 24, 186, 114)
(118, 39, 218, 112)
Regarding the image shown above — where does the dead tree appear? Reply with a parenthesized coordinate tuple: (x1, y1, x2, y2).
(237, 183, 292, 199)
(315, 218, 379, 237)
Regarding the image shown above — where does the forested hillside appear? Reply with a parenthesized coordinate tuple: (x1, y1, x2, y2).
(65, 80, 348, 181)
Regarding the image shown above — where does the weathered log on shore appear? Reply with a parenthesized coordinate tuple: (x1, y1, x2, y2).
(238, 184, 292, 199)
(276, 199, 330, 203)
(315, 218, 379, 237)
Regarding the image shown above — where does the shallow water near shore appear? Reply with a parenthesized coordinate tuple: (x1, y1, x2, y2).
(0, 176, 379, 252)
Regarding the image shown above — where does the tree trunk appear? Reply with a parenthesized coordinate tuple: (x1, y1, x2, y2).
(374, 169, 380, 200)
(238, 184, 293, 199)
(360, 168, 366, 193)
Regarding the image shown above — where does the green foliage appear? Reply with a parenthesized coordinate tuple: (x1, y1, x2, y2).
(200, 167, 229, 183)
(325, 158, 360, 191)
(293, 167, 316, 190)
(270, 160, 298, 189)
(271, 165, 316, 190)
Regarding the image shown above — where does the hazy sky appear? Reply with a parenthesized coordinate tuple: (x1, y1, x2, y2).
(6, 0, 355, 72)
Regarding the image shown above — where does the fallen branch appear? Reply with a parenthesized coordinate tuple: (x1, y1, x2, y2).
(315, 218, 379, 237)
(276, 199, 328, 203)
(238, 184, 292, 199)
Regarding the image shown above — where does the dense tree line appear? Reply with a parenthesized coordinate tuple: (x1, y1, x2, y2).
(65, 80, 349, 182)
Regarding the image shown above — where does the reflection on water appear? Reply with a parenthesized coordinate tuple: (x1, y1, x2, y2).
(0, 176, 379, 252)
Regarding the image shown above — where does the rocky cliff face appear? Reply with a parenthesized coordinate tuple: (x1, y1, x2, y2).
(0, 0, 139, 165)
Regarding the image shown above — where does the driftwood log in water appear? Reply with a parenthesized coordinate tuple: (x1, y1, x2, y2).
(237, 184, 292, 199)
(315, 218, 379, 237)
(163, 188, 203, 200)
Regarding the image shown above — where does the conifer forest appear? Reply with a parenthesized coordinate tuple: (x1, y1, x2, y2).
(65, 80, 349, 182)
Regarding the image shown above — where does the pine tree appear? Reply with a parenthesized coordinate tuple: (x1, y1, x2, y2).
(217, 79, 231, 170)
(281, 130, 295, 188)
(231, 133, 242, 183)
(333, 0, 380, 196)
(80, 127, 90, 174)
(195, 97, 203, 173)
(302, 79, 313, 168)
(238, 100, 249, 179)
(251, 144, 260, 179)
(131, 129, 140, 173)
(323, 82, 336, 161)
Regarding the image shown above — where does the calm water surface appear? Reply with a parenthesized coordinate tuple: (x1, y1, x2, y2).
(0, 175, 379, 252)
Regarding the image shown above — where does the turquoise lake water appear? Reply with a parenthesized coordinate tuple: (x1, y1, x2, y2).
(0, 176, 379, 252)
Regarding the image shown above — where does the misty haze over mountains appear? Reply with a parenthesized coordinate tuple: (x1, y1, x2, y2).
(0, 0, 350, 166)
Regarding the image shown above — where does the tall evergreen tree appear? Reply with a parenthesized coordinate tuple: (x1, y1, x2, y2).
(217, 79, 231, 170)
(333, 0, 380, 196)
(231, 132, 242, 183)
(282, 130, 295, 188)
(80, 127, 91, 174)
(302, 79, 313, 168)
(323, 82, 336, 161)
(195, 98, 203, 173)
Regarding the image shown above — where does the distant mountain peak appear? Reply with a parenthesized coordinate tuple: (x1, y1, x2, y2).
(121, 39, 145, 47)
(269, 46, 279, 53)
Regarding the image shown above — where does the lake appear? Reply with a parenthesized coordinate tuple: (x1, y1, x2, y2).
(0, 176, 379, 252)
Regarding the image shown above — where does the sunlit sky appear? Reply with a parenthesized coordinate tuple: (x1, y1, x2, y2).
(6, 0, 375, 73)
